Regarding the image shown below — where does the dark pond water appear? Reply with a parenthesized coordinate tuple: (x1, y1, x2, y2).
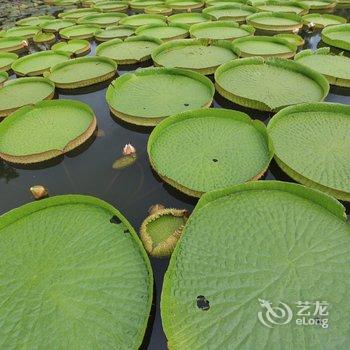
(0, 9, 349, 350)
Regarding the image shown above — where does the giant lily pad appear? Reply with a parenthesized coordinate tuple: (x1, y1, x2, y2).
(145, 5, 173, 15)
(95, 25, 135, 41)
(0, 52, 18, 72)
(77, 12, 127, 27)
(274, 33, 305, 46)
(33, 32, 56, 45)
(297, 0, 336, 12)
(166, 0, 205, 12)
(168, 12, 212, 25)
(52, 39, 91, 56)
(247, 11, 303, 32)
(152, 39, 237, 74)
(135, 23, 189, 41)
(0, 195, 153, 348)
(3, 26, 41, 39)
(189, 21, 255, 40)
(16, 15, 54, 27)
(106, 67, 214, 126)
(59, 24, 101, 39)
(0, 77, 55, 117)
(321, 24, 350, 51)
(215, 57, 329, 111)
(232, 35, 297, 58)
(40, 19, 76, 33)
(253, 0, 309, 15)
(302, 13, 347, 28)
(11, 50, 71, 77)
(96, 36, 161, 64)
(45, 56, 117, 89)
(148, 108, 273, 196)
(94, 0, 129, 12)
(0, 37, 28, 53)
(203, 4, 259, 22)
(0, 100, 97, 164)
(161, 180, 350, 349)
(294, 48, 350, 87)
(58, 8, 101, 20)
(130, 0, 165, 11)
(268, 103, 350, 201)
(119, 14, 166, 27)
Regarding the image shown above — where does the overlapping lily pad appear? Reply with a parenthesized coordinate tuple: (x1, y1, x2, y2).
(275, 33, 305, 46)
(40, 19, 76, 33)
(77, 12, 127, 27)
(135, 23, 189, 41)
(33, 32, 56, 45)
(106, 67, 214, 125)
(95, 25, 135, 41)
(3, 26, 41, 39)
(0, 195, 153, 349)
(145, 4, 173, 15)
(152, 39, 237, 74)
(148, 108, 273, 196)
(203, 4, 259, 22)
(16, 15, 54, 27)
(11, 50, 71, 76)
(0, 52, 18, 72)
(295, 48, 350, 87)
(0, 37, 28, 53)
(268, 103, 350, 201)
(0, 77, 55, 117)
(94, 0, 129, 12)
(58, 7, 101, 20)
(232, 35, 297, 58)
(161, 180, 350, 349)
(45, 56, 117, 89)
(297, 0, 336, 12)
(52, 39, 91, 56)
(189, 21, 255, 40)
(247, 11, 303, 32)
(168, 12, 212, 25)
(252, 0, 309, 15)
(0, 100, 97, 164)
(166, 0, 205, 12)
(0, 71, 8, 86)
(59, 24, 101, 39)
(321, 23, 350, 50)
(96, 36, 161, 64)
(303, 13, 347, 28)
(215, 57, 329, 111)
(119, 14, 166, 27)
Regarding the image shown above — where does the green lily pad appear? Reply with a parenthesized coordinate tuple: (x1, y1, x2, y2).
(0, 77, 55, 117)
(33, 32, 56, 44)
(59, 24, 101, 39)
(148, 108, 273, 196)
(40, 19, 76, 33)
(95, 25, 135, 41)
(297, 0, 336, 11)
(152, 39, 237, 75)
(52, 39, 91, 56)
(44, 56, 117, 89)
(145, 4, 173, 14)
(274, 33, 305, 46)
(268, 103, 350, 201)
(161, 180, 350, 349)
(303, 13, 347, 28)
(0, 71, 8, 85)
(94, 0, 129, 12)
(135, 23, 189, 41)
(189, 20, 255, 40)
(119, 14, 166, 27)
(16, 15, 54, 27)
(0, 37, 28, 53)
(166, 0, 205, 11)
(0, 52, 18, 72)
(106, 67, 214, 126)
(3, 26, 41, 39)
(253, 0, 309, 15)
(203, 4, 259, 22)
(321, 23, 350, 50)
(206, 0, 246, 5)
(0, 100, 96, 164)
(294, 48, 350, 87)
(247, 11, 303, 32)
(130, 0, 165, 11)
(0, 195, 153, 348)
(215, 57, 329, 112)
(96, 36, 161, 64)
(232, 35, 297, 58)
(168, 12, 212, 25)
(58, 8, 101, 20)
(11, 50, 71, 77)
(77, 12, 127, 27)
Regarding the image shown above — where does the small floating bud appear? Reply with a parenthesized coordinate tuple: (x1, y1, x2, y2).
(22, 40, 28, 48)
(292, 28, 299, 34)
(123, 143, 136, 156)
(30, 185, 48, 200)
